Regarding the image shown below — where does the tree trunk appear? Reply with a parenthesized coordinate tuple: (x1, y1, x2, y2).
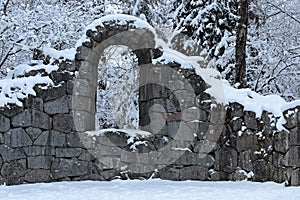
(235, 0, 248, 88)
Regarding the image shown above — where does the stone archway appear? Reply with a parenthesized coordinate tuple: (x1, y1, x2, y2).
(72, 23, 156, 132)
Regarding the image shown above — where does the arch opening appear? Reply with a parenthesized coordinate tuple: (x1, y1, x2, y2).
(95, 45, 140, 130)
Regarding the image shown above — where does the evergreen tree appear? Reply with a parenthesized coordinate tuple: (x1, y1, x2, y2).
(171, 0, 238, 58)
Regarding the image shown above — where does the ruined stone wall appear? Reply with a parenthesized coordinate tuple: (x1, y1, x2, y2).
(0, 20, 299, 186)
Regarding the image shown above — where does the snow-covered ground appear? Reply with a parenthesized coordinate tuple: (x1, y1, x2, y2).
(0, 179, 300, 200)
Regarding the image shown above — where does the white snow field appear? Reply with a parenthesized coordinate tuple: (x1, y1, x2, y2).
(0, 179, 300, 200)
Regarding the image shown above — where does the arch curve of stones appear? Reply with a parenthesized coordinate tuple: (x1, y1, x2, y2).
(0, 16, 299, 186)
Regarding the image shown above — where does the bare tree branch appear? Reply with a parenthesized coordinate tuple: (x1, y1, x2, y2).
(2, 0, 10, 16)
(0, 47, 13, 69)
(266, 1, 300, 24)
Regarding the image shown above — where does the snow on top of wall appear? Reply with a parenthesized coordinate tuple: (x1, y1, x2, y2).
(75, 14, 157, 50)
(43, 14, 157, 61)
(86, 128, 152, 138)
(86, 128, 152, 151)
(0, 74, 53, 107)
(222, 81, 300, 130)
(8, 63, 59, 78)
(152, 47, 300, 131)
(43, 45, 76, 61)
(0, 61, 58, 108)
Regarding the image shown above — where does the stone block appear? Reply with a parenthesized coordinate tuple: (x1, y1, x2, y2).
(101, 132, 128, 147)
(34, 131, 66, 147)
(66, 80, 74, 95)
(274, 131, 289, 153)
(72, 95, 93, 112)
(35, 84, 66, 102)
(0, 114, 10, 133)
(55, 148, 83, 158)
(121, 150, 139, 163)
(24, 146, 55, 156)
(233, 168, 248, 181)
(159, 167, 180, 180)
(53, 114, 74, 133)
(236, 130, 257, 152)
(24, 169, 51, 183)
(290, 169, 300, 186)
(0, 145, 26, 162)
(75, 46, 91, 61)
(28, 156, 52, 169)
(229, 103, 244, 118)
(182, 108, 207, 122)
(0, 105, 23, 118)
(215, 146, 238, 173)
(72, 111, 94, 132)
(11, 109, 31, 127)
(4, 128, 32, 148)
(44, 96, 69, 115)
(11, 109, 51, 129)
(73, 79, 91, 97)
(175, 152, 215, 167)
(231, 117, 243, 132)
(99, 169, 119, 180)
(285, 146, 300, 167)
(31, 110, 52, 129)
(67, 133, 85, 148)
(98, 157, 121, 170)
(1, 159, 27, 177)
(284, 111, 298, 129)
(172, 122, 195, 142)
(25, 127, 42, 141)
(100, 145, 122, 156)
(24, 96, 43, 111)
(289, 127, 300, 146)
(244, 111, 258, 130)
(238, 150, 253, 172)
(126, 163, 155, 174)
(252, 159, 273, 182)
(193, 140, 219, 154)
(51, 158, 91, 179)
(272, 168, 285, 183)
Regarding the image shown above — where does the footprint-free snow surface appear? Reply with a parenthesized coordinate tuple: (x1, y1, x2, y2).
(0, 179, 300, 200)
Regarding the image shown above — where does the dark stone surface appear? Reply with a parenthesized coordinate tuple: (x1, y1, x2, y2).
(24, 169, 51, 183)
(51, 158, 91, 179)
(236, 131, 257, 152)
(44, 96, 69, 115)
(28, 156, 52, 169)
(0, 114, 10, 133)
(244, 111, 258, 130)
(53, 114, 74, 133)
(35, 84, 66, 102)
(55, 148, 82, 158)
(11, 109, 51, 129)
(0, 105, 23, 118)
(24, 96, 43, 111)
(0, 146, 26, 162)
(34, 131, 66, 147)
(285, 146, 300, 167)
(4, 128, 32, 148)
(159, 167, 180, 181)
(179, 166, 208, 180)
(25, 127, 42, 141)
(24, 146, 55, 156)
(215, 146, 238, 173)
(252, 159, 273, 182)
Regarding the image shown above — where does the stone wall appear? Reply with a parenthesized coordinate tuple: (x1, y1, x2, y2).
(0, 19, 300, 186)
